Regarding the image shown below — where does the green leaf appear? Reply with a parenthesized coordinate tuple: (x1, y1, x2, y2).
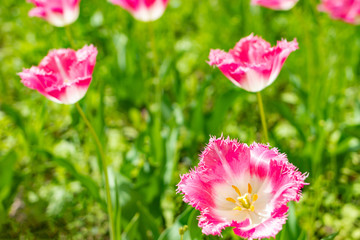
(158, 206, 193, 240)
(269, 101, 306, 142)
(187, 209, 202, 240)
(137, 202, 160, 239)
(206, 89, 239, 135)
(320, 232, 339, 240)
(0, 151, 17, 223)
(163, 127, 179, 186)
(343, 124, 360, 138)
(0, 103, 33, 143)
(287, 202, 299, 239)
(121, 213, 140, 240)
(0, 151, 16, 201)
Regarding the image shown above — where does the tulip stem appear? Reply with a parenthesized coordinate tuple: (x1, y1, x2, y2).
(149, 22, 161, 107)
(75, 103, 116, 240)
(65, 26, 76, 48)
(256, 92, 269, 143)
(148, 22, 163, 164)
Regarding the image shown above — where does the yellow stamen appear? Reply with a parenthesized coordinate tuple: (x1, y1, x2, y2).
(232, 185, 241, 196)
(226, 184, 259, 213)
(233, 206, 242, 211)
(226, 197, 237, 204)
(253, 194, 258, 202)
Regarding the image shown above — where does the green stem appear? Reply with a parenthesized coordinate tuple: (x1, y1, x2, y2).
(67, 24, 117, 239)
(148, 22, 161, 107)
(256, 92, 269, 143)
(148, 22, 163, 164)
(75, 103, 116, 240)
(65, 26, 76, 48)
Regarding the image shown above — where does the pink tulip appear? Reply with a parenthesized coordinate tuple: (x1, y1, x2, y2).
(110, 0, 169, 22)
(177, 137, 308, 239)
(18, 45, 98, 104)
(27, 0, 81, 27)
(208, 34, 298, 92)
(318, 0, 360, 25)
(251, 0, 299, 10)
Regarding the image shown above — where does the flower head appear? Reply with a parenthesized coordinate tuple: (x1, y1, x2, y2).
(318, 0, 360, 25)
(251, 0, 299, 10)
(110, 0, 169, 22)
(18, 45, 98, 104)
(208, 34, 298, 92)
(177, 137, 308, 239)
(27, 0, 81, 27)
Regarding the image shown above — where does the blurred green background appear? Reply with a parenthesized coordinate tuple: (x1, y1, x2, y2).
(1, 0, 360, 239)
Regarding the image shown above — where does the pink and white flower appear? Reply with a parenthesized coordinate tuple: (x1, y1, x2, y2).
(27, 0, 81, 27)
(177, 137, 308, 239)
(110, 0, 169, 22)
(208, 34, 298, 92)
(318, 0, 360, 25)
(18, 45, 98, 104)
(251, 0, 299, 10)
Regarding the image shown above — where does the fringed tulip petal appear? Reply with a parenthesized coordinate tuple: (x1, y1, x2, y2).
(27, 0, 81, 27)
(251, 0, 299, 10)
(177, 136, 308, 239)
(208, 34, 298, 92)
(177, 167, 216, 211)
(18, 45, 98, 104)
(318, 0, 360, 25)
(233, 204, 289, 239)
(110, 0, 169, 22)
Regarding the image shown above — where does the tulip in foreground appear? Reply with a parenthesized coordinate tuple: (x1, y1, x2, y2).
(208, 34, 298, 92)
(27, 0, 81, 27)
(251, 0, 299, 10)
(318, 0, 360, 25)
(19, 45, 98, 104)
(177, 137, 308, 239)
(110, 0, 169, 22)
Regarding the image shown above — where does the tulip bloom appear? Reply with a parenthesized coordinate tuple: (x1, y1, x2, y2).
(27, 0, 81, 27)
(318, 0, 360, 25)
(251, 0, 299, 10)
(177, 137, 308, 239)
(18, 45, 98, 104)
(208, 34, 298, 92)
(110, 0, 169, 22)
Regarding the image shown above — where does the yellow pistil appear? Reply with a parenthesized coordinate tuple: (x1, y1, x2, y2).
(225, 183, 258, 213)
(238, 193, 250, 209)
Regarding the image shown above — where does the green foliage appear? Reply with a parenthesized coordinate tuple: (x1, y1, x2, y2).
(1, 0, 360, 239)
(0, 151, 17, 226)
(321, 232, 339, 240)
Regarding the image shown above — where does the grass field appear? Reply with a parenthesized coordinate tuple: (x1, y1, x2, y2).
(0, 0, 360, 239)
